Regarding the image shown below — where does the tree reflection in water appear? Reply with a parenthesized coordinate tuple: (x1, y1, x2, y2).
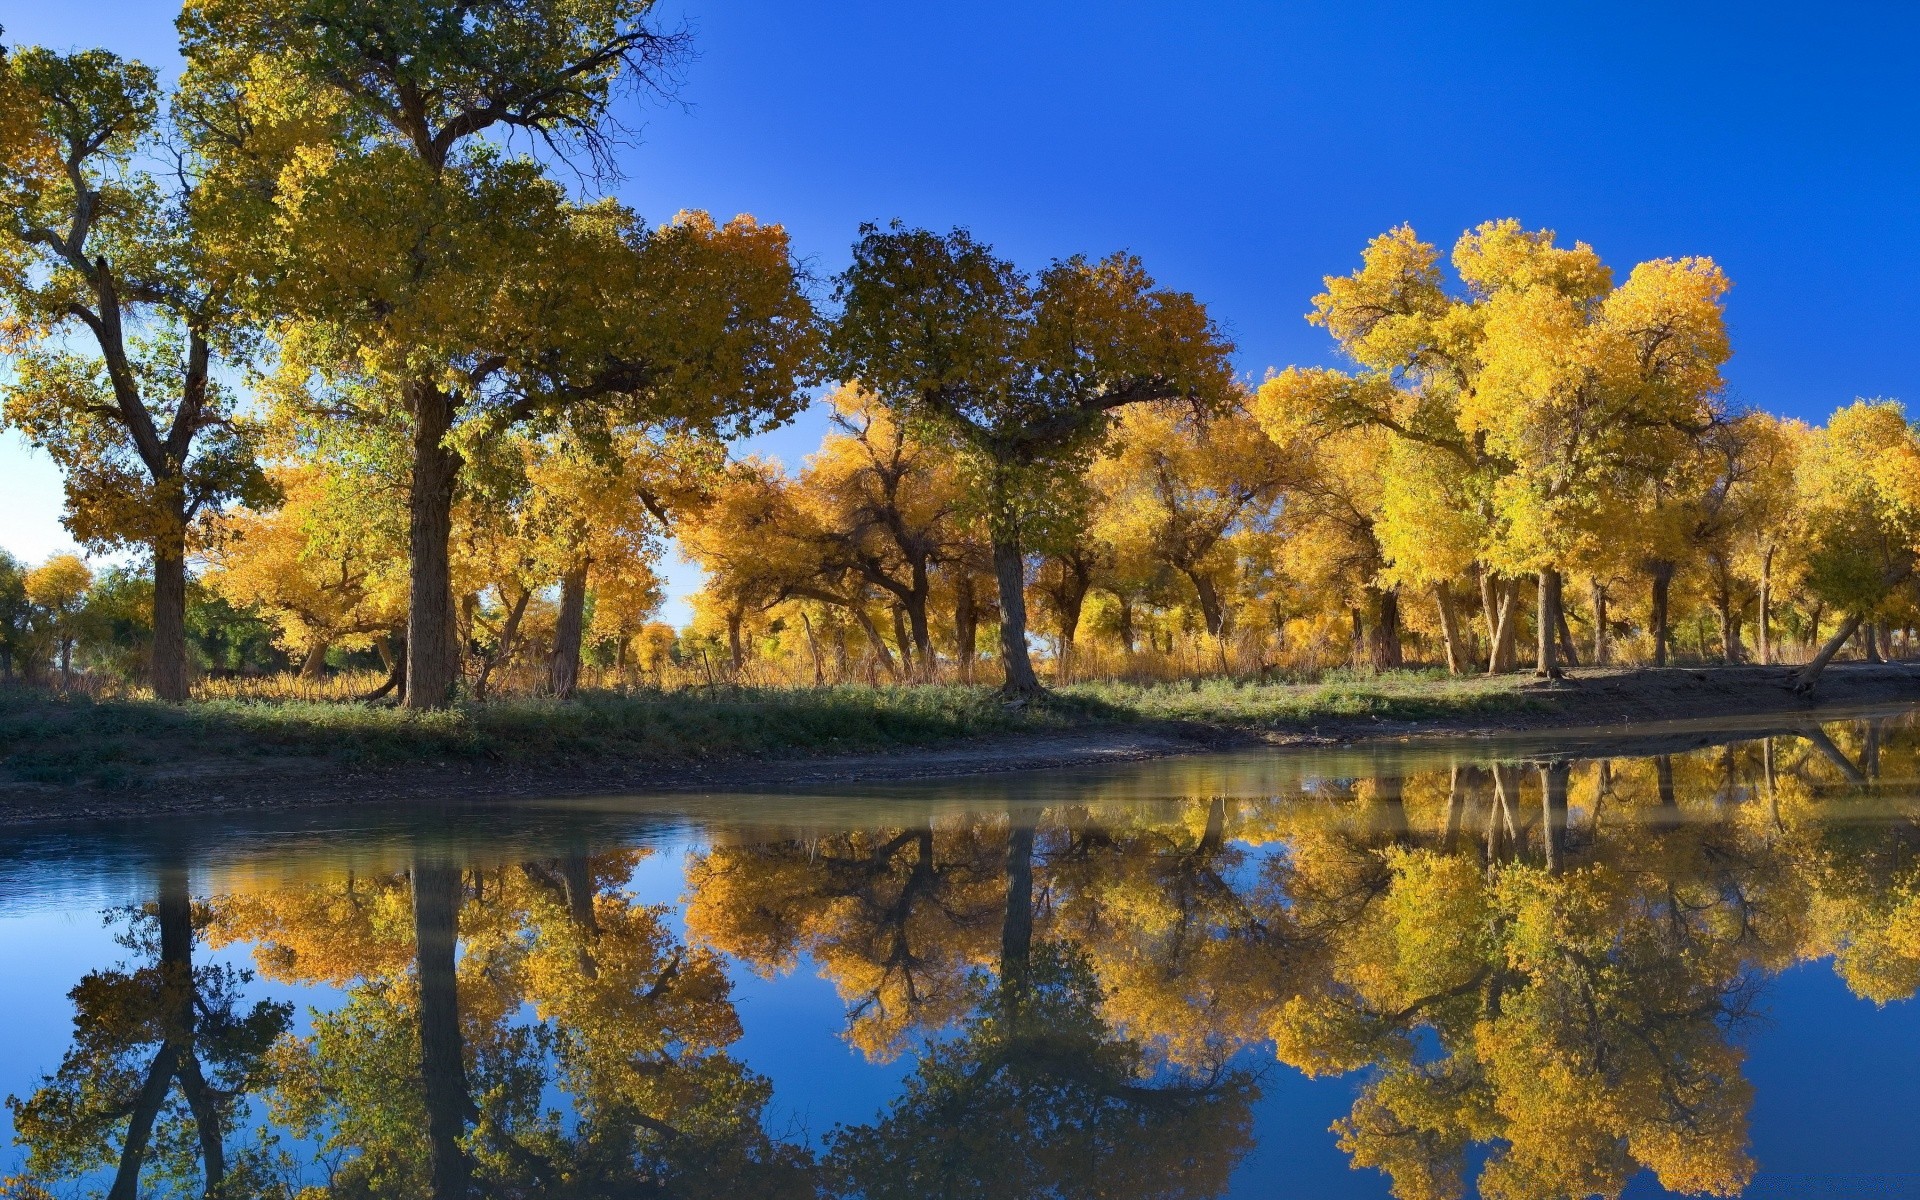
(6, 713, 1920, 1199)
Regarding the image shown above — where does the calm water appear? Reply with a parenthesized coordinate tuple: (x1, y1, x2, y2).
(6, 708, 1920, 1199)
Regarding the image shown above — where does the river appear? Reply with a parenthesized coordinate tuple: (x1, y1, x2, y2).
(3, 706, 1918, 1198)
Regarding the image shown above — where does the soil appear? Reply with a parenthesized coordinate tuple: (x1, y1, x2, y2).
(2, 662, 1914, 828)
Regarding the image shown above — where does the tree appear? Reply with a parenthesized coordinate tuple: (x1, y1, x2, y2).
(24, 554, 91, 682)
(1266, 221, 1731, 678)
(0, 550, 30, 679)
(183, 0, 816, 707)
(830, 223, 1236, 695)
(792, 387, 968, 679)
(201, 464, 407, 677)
(1088, 399, 1297, 648)
(0, 45, 269, 700)
(1789, 400, 1920, 690)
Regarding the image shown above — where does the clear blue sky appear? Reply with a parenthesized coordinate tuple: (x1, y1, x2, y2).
(5, 0, 1917, 623)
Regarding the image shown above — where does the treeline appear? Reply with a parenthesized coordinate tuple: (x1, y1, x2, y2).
(0, 550, 286, 687)
(3, 4, 1916, 708)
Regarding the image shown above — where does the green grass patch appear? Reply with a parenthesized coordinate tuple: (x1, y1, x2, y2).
(0, 672, 1553, 787)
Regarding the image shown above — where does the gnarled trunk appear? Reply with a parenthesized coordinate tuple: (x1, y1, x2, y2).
(1792, 612, 1863, 692)
(1368, 586, 1402, 670)
(547, 559, 589, 698)
(405, 383, 464, 709)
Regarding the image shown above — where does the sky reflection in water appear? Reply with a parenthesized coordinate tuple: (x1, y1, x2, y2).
(5, 708, 1920, 1198)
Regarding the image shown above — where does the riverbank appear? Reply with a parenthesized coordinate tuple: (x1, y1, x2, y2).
(1, 663, 1913, 825)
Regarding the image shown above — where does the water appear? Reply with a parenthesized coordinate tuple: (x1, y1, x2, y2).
(5, 706, 1920, 1198)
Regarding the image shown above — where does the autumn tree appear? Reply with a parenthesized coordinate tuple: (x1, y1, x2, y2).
(201, 463, 407, 677)
(23, 554, 91, 683)
(1266, 221, 1732, 678)
(1087, 399, 1297, 647)
(1788, 400, 1920, 690)
(794, 386, 968, 678)
(0, 44, 269, 700)
(830, 223, 1236, 695)
(181, 0, 816, 707)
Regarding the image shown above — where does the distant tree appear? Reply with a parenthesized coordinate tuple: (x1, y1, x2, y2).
(0, 550, 28, 679)
(24, 554, 91, 682)
(831, 223, 1236, 694)
(1789, 400, 1920, 690)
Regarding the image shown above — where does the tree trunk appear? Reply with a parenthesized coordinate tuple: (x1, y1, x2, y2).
(151, 532, 191, 702)
(1715, 576, 1740, 663)
(1791, 612, 1863, 692)
(472, 587, 528, 702)
(547, 559, 589, 699)
(1555, 590, 1579, 667)
(954, 578, 978, 683)
(1858, 620, 1884, 663)
(1350, 606, 1366, 670)
(892, 604, 916, 676)
(1369, 586, 1403, 670)
(904, 587, 935, 679)
(851, 605, 899, 680)
(405, 383, 464, 710)
(991, 531, 1042, 695)
(413, 861, 474, 1200)
(363, 633, 407, 702)
(1189, 570, 1227, 640)
(1534, 569, 1563, 679)
(1757, 548, 1773, 665)
(727, 610, 746, 673)
(1116, 591, 1137, 655)
(1590, 577, 1609, 666)
(1434, 583, 1466, 675)
(1648, 561, 1675, 667)
(801, 611, 826, 685)
(299, 640, 330, 679)
(1481, 570, 1518, 674)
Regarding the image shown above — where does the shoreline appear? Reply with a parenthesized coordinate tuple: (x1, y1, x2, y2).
(1, 663, 1914, 827)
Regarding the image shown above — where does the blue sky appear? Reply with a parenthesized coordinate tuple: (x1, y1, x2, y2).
(5, 0, 1917, 623)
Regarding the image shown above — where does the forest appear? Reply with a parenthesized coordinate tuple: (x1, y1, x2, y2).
(3, 0, 1918, 719)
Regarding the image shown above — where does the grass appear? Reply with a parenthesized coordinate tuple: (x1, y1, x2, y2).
(0, 670, 1556, 789)
(1068, 668, 1551, 726)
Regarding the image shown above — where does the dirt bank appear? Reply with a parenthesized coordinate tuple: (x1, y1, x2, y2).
(1, 662, 1913, 827)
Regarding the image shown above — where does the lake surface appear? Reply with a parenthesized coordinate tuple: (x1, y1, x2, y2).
(5, 707, 1920, 1199)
